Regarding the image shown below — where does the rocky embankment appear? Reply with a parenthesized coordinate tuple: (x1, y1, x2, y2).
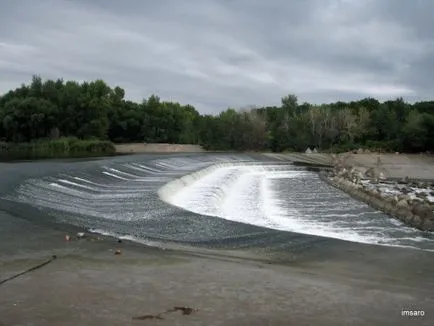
(320, 165, 434, 231)
(266, 151, 434, 231)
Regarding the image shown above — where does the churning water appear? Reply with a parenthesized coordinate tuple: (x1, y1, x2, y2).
(2, 154, 434, 251)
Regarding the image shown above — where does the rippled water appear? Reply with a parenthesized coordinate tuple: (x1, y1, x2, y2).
(2, 154, 434, 251)
(163, 164, 434, 250)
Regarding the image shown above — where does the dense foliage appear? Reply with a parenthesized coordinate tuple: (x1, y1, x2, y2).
(0, 76, 433, 154)
(0, 137, 115, 160)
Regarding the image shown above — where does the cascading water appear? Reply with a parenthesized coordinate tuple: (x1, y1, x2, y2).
(2, 154, 434, 250)
(160, 163, 434, 250)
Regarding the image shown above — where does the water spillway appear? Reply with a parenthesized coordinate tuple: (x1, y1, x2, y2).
(1, 154, 434, 251)
(160, 162, 434, 250)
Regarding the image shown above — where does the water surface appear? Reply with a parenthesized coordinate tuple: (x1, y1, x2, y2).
(1, 154, 433, 251)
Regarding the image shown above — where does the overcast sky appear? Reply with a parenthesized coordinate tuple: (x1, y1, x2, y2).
(1, 0, 433, 113)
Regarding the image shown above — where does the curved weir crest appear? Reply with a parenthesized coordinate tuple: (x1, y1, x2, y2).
(2, 154, 434, 250)
(160, 162, 434, 250)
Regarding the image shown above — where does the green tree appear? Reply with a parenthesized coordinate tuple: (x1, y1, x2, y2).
(1, 76, 433, 154)
(401, 110, 427, 152)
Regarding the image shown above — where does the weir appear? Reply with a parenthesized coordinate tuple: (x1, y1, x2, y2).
(159, 161, 434, 250)
(1, 154, 434, 251)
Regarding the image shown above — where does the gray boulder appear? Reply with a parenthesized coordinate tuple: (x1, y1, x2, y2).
(416, 192, 428, 199)
(404, 214, 414, 223)
(397, 199, 409, 209)
(421, 218, 434, 231)
(412, 215, 422, 226)
(365, 168, 375, 178)
(412, 204, 434, 219)
(401, 187, 411, 194)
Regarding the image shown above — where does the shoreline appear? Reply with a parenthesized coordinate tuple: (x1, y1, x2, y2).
(269, 152, 434, 232)
(0, 142, 205, 162)
(319, 171, 434, 231)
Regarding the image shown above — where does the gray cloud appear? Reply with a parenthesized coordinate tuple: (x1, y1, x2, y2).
(1, 0, 433, 113)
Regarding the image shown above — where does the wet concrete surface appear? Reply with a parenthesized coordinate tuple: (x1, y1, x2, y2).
(1, 212, 433, 326)
(2, 254, 432, 326)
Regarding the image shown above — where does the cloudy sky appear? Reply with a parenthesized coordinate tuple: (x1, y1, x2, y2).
(1, 0, 433, 113)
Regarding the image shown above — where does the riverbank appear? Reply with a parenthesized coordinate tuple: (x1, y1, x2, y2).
(267, 152, 434, 231)
(1, 211, 433, 326)
(115, 143, 205, 154)
(264, 152, 434, 180)
(0, 138, 115, 161)
(0, 141, 206, 161)
(319, 171, 434, 231)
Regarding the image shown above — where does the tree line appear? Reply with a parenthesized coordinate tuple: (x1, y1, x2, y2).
(0, 76, 433, 153)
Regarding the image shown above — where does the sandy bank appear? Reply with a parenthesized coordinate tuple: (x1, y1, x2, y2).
(115, 143, 205, 154)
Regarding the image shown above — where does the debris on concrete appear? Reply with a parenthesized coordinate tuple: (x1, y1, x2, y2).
(132, 314, 164, 320)
(172, 306, 199, 315)
(132, 306, 199, 321)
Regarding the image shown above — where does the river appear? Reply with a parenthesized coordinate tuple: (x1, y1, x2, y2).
(1, 153, 433, 252)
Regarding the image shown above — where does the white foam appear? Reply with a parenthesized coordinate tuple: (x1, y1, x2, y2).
(160, 163, 434, 249)
(6, 155, 434, 251)
(102, 171, 129, 180)
(57, 179, 99, 191)
(8, 156, 255, 224)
